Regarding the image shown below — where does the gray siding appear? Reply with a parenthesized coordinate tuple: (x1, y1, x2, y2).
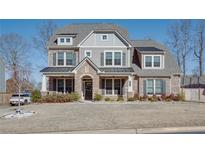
(79, 47, 129, 67)
(0, 59, 6, 93)
(81, 33, 127, 47)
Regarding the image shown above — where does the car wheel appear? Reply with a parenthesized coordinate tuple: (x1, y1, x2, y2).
(24, 100, 28, 104)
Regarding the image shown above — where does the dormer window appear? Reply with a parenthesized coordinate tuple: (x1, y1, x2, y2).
(58, 37, 73, 45)
(144, 55, 162, 69)
(101, 34, 108, 41)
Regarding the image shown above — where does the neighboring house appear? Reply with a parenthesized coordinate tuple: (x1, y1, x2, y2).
(0, 57, 6, 93)
(40, 23, 181, 100)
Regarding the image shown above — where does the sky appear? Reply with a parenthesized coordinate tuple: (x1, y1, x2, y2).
(0, 19, 199, 84)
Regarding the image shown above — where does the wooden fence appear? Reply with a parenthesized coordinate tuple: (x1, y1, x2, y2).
(0, 93, 12, 105)
(182, 88, 205, 102)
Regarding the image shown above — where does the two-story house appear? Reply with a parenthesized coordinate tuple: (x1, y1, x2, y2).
(40, 23, 181, 100)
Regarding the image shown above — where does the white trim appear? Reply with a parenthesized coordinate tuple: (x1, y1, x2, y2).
(143, 55, 163, 69)
(80, 46, 127, 48)
(58, 37, 73, 45)
(104, 50, 122, 67)
(101, 34, 108, 41)
(84, 50, 92, 58)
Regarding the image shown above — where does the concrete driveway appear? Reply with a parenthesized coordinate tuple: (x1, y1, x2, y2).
(0, 102, 205, 133)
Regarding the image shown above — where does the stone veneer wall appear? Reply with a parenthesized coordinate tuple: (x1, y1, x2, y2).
(74, 60, 99, 100)
(170, 75, 180, 94)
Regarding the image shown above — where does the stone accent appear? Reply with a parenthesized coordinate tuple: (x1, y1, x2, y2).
(171, 75, 180, 94)
(74, 60, 99, 100)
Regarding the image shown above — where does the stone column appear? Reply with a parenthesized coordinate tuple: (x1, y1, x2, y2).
(127, 75, 134, 98)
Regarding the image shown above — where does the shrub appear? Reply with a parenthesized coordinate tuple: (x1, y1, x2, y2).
(127, 97, 135, 101)
(117, 96, 124, 101)
(70, 92, 80, 101)
(94, 93, 103, 101)
(139, 95, 148, 101)
(176, 92, 185, 101)
(105, 97, 111, 101)
(148, 94, 158, 102)
(133, 93, 139, 100)
(31, 90, 41, 102)
(160, 94, 166, 101)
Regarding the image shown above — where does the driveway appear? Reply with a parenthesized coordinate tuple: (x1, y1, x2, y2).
(0, 102, 205, 133)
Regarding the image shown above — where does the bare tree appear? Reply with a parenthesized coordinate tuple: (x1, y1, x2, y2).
(167, 20, 192, 76)
(33, 20, 57, 60)
(0, 33, 30, 92)
(167, 22, 182, 67)
(193, 20, 205, 76)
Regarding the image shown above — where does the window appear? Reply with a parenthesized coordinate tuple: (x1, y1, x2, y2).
(105, 79, 123, 95)
(66, 79, 73, 93)
(114, 79, 121, 95)
(58, 52, 64, 65)
(57, 79, 64, 93)
(53, 53, 56, 66)
(66, 38, 71, 43)
(155, 79, 163, 94)
(154, 56, 160, 67)
(104, 51, 122, 66)
(105, 52, 112, 65)
(146, 79, 154, 95)
(144, 55, 162, 68)
(101, 34, 108, 41)
(66, 52, 73, 65)
(85, 50, 92, 58)
(145, 56, 152, 67)
(58, 37, 73, 45)
(60, 38, 64, 43)
(146, 79, 164, 95)
(114, 52, 121, 65)
(105, 79, 112, 95)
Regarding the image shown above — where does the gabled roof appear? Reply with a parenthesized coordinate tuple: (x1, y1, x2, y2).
(72, 56, 101, 73)
(48, 23, 129, 48)
(131, 40, 181, 77)
(135, 47, 164, 54)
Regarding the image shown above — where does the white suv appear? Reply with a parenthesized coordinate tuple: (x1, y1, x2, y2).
(10, 93, 31, 106)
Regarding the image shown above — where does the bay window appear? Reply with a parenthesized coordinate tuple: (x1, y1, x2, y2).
(147, 79, 154, 95)
(155, 79, 163, 94)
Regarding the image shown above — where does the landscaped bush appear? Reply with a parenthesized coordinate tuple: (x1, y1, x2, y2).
(70, 92, 80, 101)
(139, 95, 148, 101)
(105, 97, 111, 101)
(94, 93, 103, 101)
(133, 93, 139, 100)
(31, 89, 41, 102)
(117, 96, 124, 101)
(176, 92, 185, 101)
(38, 92, 80, 103)
(127, 97, 135, 101)
(148, 94, 158, 102)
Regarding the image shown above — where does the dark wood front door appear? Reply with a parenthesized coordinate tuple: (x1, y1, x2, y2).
(84, 81, 92, 100)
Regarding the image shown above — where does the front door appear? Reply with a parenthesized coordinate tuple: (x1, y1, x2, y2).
(84, 81, 92, 100)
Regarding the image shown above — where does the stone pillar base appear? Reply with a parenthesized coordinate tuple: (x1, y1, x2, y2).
(41, 91, 48, 96)
(127, 92, 134, 98)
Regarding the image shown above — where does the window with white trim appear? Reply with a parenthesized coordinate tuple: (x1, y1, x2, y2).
(58, 52, 64, 65)
(58, 37, 73, 45)
(101, 34, 108, 41)
(146, 79, 164, 95)
(85, 50, 92, 58)
(66, 52, 73, 65)
(144, 55, 162, 68)
(105, 79, 122, 96)
(104, 51, 122, 66)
